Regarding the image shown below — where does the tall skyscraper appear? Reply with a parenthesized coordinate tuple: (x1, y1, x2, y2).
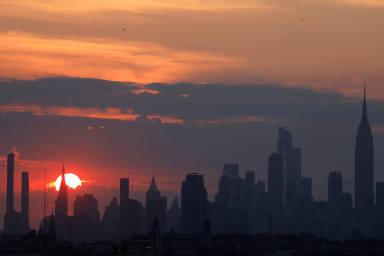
(120, 177, 145, 239)
(181, 173, 208, 234)
(267, 153, 284, 215)
(21, 171, 30, 233)
(328, 171, 343, 208)
(146, 176, 167, 231)
(4, 153, 18, 234)
(73, 194, 100, 242)
(277, 127, 301, 203)
(355, 84, 374, 214)
(55, 165, 69, 241)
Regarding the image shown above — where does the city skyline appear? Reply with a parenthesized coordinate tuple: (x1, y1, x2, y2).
(0, 84, 382, 234)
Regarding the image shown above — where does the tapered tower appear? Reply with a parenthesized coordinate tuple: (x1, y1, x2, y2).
(354, 82, 374, 214)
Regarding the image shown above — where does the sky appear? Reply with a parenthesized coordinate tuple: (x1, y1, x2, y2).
(0, 0, 383, 229)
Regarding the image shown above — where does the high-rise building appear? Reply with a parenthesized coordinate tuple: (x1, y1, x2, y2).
(355, 84, 374, 214)
(167, 197, 181, 232)
(73, 194, 100, 242)
(328, 171, 343, 208)
(146, 176, 167, 231)
(21, 172, 30, 233)
(120, 177, 145, 239)
(277, 127, 302, 203)
(55, 165, 69, 241)
(181, 173, 208, 234)
(268, 153, 284, 215)
(102, 197, 120, 241)
(4, 153, 19, 234)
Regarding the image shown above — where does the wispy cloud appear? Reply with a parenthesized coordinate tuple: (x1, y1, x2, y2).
(0, 32, 243, 84)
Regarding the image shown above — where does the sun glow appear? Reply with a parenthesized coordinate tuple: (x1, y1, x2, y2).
(55, 173, 82, 191)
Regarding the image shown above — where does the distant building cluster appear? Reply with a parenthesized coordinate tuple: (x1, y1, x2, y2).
(1, 87, 383, 252)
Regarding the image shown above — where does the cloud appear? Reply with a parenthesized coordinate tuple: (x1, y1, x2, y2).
(0, 32, 244, 84)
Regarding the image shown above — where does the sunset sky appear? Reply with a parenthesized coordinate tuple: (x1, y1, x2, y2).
(0, 0, 384, 228)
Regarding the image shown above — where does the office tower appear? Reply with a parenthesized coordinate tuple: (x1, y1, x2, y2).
(215, 163, 241, 209)
(146, 176, 167, 231)
(376, 182, 384, 214)
(21, 172, 30, 233)
(102, 197, 120, 241)
(4, 153, 18, 234)
(73, 194, 100, 242)
(181, 173, 208, 234)
(245, 170, 256, 211)
(120, 177, 145, 239)
(223, 163, 239, 178)
(268, 153, 284, 215)
(355, 84, 374, 214)
(277, 127, 302, 203)
(328, 171, 343, 207)
(120, 178, 129, 203)
(167, 197, 181, 232)
(55, 166, 69, 241)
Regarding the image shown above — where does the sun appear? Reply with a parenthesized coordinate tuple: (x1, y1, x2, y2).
(55, 173, 82, 191)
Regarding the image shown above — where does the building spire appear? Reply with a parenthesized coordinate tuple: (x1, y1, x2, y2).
(149, 176, 158, 192)
(362, 80, 368, 122)
(59, 164, 67, 192)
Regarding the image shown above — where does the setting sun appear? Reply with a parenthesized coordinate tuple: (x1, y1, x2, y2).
(55, 173, 82, 191)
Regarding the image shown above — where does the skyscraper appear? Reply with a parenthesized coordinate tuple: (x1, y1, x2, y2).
(355, 84, 374, 214)
(328, 171, 343, 208)
(4, 153, 18, 234)
(55, 165, 69, 241)
(267, 153, 284, 215)
(181, 173, 208, 234)
(120, 177, 145, 239)
(146, 176, 167, 231)
(277, 127, 302, 203)
(73, 194, 100, 242)
(21, 171, 30, 233)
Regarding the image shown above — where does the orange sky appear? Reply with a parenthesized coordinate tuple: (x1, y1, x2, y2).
(0, 0, 383, 97)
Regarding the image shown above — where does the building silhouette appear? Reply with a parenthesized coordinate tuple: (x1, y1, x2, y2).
(278, 127, 302, 203)
(120, 177, 145, 239)
(3, 153, 30, 235)
(167, 197, 181, 232)
(267, 153, 284, 221)
(73, 194, 100, 242)
(54, 165, 69, 241)
(355, 84, 374, 215)
(101, 197, 120, 241)
(4, 153, 17, 234)
(146, 176, 167, 232)
(328, 171, 343, 208)
(181, 173, 208, 234)
(20, 171, 30, 234)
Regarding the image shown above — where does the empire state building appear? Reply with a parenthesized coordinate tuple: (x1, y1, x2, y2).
(355, 83, 374, 214)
